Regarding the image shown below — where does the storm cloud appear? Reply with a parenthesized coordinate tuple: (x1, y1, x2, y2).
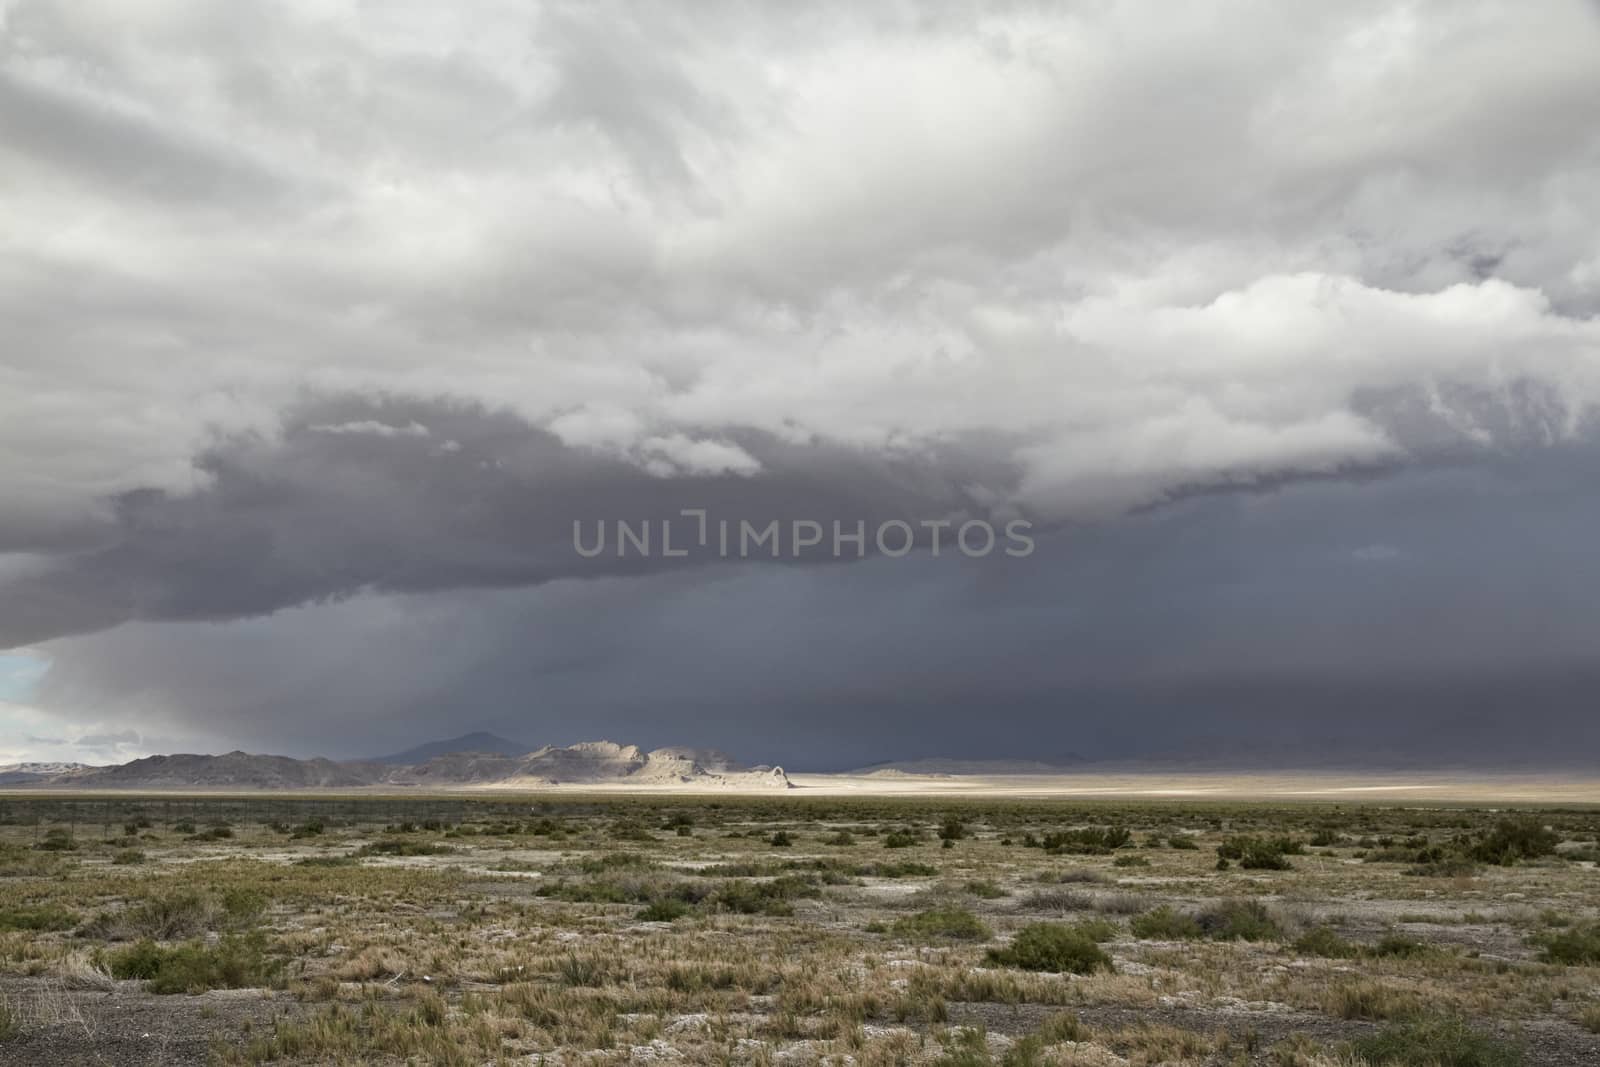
(2, 0, 1599, 764)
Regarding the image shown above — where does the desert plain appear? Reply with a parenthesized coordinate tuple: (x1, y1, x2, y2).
(2, 777, 1599, 1066)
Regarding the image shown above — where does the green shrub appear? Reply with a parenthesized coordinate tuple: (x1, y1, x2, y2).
(884, 831, 920, 848)
(1407, 855, 1480, 878)
(111, 848, 146, 865)
(1193, 899, 1282, 941)
(1370, 934, 1433, 959)
(823, 830, 856, 846)
(1130, 906, 1202, 941)
(1166, 835, 1199, 850)
(1471, 817, 1559, 866)
(1294, 926, 1357, 958)
(964, 880, 1006, 899)
(1349, 1015, 1522, 1066)
(33, 829, 76, 852)
(188, 824, 233, 841)
(107, 933, 281, 994)
(1216, 835, 1297, 870)
(708, 876, 820, 916)
(985, 923, 1113, 974)
(891, 908, 992, 942)
(1112, 854, 1149, 868)
(769, 831, 794, 847)
(1037, 827, 1131, 855)
(637, 898, 691, 922)
(106, 939, 166, 980)
(1536, 921, 1600, 965)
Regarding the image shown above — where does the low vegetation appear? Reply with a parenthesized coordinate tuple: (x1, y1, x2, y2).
(0, 794, 1594, 1063)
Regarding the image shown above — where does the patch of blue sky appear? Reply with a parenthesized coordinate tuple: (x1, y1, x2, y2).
(0, 652, 49, 701)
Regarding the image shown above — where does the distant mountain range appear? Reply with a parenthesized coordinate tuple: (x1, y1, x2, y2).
(0, 762, 95, 786)
(4, 740, 791, 791)
(370, 732, 532, 764)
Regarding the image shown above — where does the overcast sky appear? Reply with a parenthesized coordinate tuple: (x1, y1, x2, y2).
(2, 0, 1599, 768)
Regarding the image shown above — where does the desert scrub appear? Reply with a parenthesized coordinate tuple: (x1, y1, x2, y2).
(890, 908, 992, 942)
(1471, 816, 1559, 866)
(1130, 906, 1202, 941)
(356, 839, 453, 857)
(1534, 921, 1600, 965)
(985, 923, 1113, 974)
(32, 829, 77, 852)
(1293, 926, 1358, 958)
(1030, 826, 1131, 855)
(1192, 898, 1284, 941)
(1323, 979, 1426, 1021)
(1215, 834, 1300, 870)
(0, 905, 78, 933)
(1349, 1014, 1522, 1066)
(637, 898, 692, 922)
(106, 932, 281, 994)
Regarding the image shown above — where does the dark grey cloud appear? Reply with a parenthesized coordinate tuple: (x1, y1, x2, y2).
(0, 395, 1024, 649)
(24, 442, 1600, 767)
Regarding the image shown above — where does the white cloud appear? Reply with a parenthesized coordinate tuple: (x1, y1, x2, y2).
(0, 0, 1597, 538)
(0, 700, 152, 765)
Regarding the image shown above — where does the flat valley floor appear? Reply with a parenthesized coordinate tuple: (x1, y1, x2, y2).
(2, 789, 1599, 1065)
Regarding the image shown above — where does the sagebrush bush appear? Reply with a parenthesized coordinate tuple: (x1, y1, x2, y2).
(1193, 899, 1282, 941)
(1536, 921, 1600, 965)
(1350, 1014, 1522, 1066)
(891, 908, 992, 942)
(1032, 826, 1131, 855)
(107, 933, 280, 994)
(1130, 906, 1202, 941)
(637, 898, 691, 922)
(1471, 817, 1559, 866)
(1215, 835, 1297, 870)
(1293, 926, 1357, 958)
(985, 923, 1113, 974)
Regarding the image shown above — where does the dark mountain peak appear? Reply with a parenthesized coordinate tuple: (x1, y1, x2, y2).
(370, 732, 530, 765)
